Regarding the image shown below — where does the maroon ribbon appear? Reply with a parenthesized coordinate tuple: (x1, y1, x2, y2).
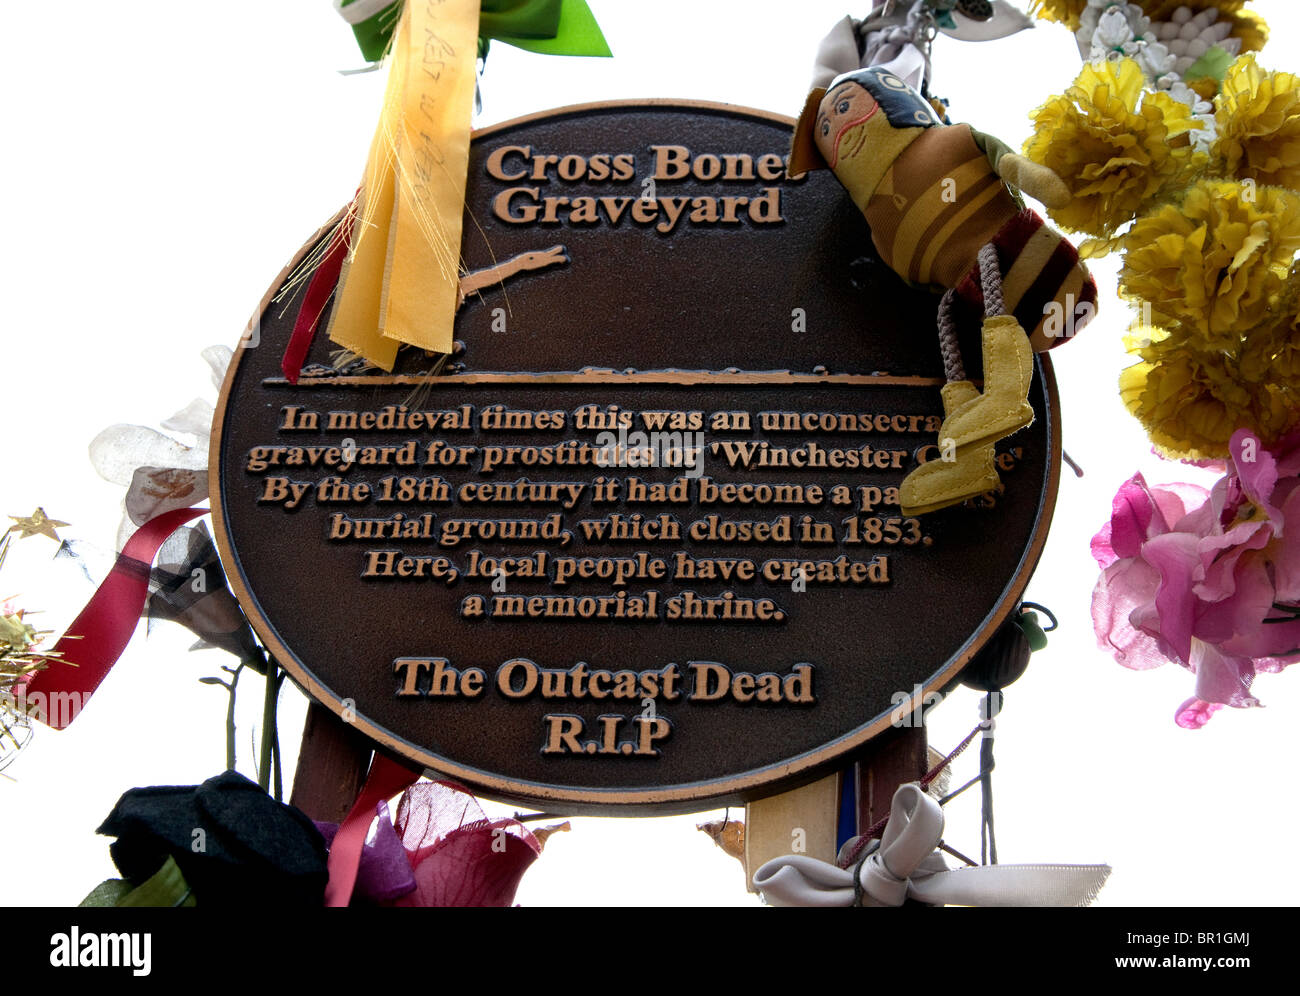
(281, 209, 356, 384)
(19, 507, 209, 729)
(324, 752, 422, 907)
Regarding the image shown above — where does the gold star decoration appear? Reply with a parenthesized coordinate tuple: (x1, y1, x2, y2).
(7, 508, 69, 542)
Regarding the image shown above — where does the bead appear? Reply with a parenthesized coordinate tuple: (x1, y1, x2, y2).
(960, 613, 1032, 692)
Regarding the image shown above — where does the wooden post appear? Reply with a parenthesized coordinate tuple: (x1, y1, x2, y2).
(742, 772, 842, 889)
(742, 724, 929, 891)
(289, 702, 374, 824)
(853, 724, 929, 836)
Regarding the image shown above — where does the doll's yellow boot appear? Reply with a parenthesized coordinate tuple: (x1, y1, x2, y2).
(898, 380, 1001, 516)
(932, 315, 1035, 452)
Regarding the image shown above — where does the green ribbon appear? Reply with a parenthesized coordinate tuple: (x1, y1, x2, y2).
(342, 0, 611, 64)
(79, 856, 198, 908)
(342, 0, 402, 63)
(481, 0, 563, 44)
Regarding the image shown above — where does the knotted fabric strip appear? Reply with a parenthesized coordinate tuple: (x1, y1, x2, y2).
(281, 206, 356, 383)
(335, 0, 396, 25)
(17, 506, 210, 729)
(752, 782, 1110, 907)
(807, 1, 1033, 92)
(324, 752, 422, 907)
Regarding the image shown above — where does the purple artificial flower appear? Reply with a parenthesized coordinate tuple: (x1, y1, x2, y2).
(1091, 430, 1300, 725)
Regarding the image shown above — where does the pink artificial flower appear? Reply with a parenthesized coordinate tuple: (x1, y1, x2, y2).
(315, 780, 543, 907)
(1091, 474, 1208, 669)
(1175, 697, 1222, 730)
(1091, 430, 1300, 725)
(389, 781, 541, 907)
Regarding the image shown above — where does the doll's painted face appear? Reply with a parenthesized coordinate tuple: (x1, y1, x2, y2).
(815, 82, 880, 170)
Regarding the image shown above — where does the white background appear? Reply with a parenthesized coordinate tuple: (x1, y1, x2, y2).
(2, 1, 1298, 907)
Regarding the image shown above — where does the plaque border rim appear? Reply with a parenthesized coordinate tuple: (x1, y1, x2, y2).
(210, 99, 1062, 813)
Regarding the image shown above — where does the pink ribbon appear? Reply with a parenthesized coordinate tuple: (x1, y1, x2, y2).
(324, 752, 422, 907)
(281, 208, 356, 384)
(19, 506, 209, 729)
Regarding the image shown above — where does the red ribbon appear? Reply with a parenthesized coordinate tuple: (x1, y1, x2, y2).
(325, 752, 422, 907)
(18, 507, 209, 729)
(281, 209, 356, 384)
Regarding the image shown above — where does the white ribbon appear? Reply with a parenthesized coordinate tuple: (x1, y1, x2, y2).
(810, 15, 863, 91)
(334, 0, 398, 26)
(808, 1, 1035, 91)
(753, 783, 1110, 907)
(943, 2, 1035, 43)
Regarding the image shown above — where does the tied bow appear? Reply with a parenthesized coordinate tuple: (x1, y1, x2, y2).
(809, 1, 1034, 92)
(336, 0, 611, 63)
(303, 0, 609, 376)
(753, 783, 1110, 907)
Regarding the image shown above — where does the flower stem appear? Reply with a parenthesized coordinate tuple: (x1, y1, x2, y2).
(271, 671, 286, 802)
(258, 657, 280, 794)
(224, 664, 246, 772)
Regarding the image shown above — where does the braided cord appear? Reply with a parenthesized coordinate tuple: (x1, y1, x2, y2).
(978, 242, 1005, 318)
(936, 289, 965, 382)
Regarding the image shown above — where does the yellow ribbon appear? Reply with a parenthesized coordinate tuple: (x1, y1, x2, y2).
(328, 0, 480, 369)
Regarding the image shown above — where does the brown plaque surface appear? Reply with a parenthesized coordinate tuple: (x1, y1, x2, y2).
(212, 101, 1060, 813)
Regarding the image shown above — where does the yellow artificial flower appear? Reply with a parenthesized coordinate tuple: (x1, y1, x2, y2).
(1251, 383, 1300, 440)
(1225, 10, 1270, 56)
(1024, 59, 1200, 239)
(1119, 180, 1300, 349)
(1215, 54, 1300, 190)
(1239, 326, 1282, 382)
(1276, 334, 1300, 387)
(1120, 335, 1273, 459)
(1028, 1, 1089, 31)
(1241, 272, 1300, 391)
(1189, 77, 1221, 104)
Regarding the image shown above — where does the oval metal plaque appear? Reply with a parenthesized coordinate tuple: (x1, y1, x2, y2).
(212, 101, 1059, 813)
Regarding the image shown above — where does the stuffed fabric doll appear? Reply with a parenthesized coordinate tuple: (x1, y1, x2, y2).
(789, 66, 1097, 514)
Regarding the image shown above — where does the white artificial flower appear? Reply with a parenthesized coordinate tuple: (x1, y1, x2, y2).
(1122, 5, 1152, 41)
(1164, 80, 1217, 152)
(1095, 7, 1136, 52)
(1134, 40, 1176, 82)
(89, 346, 232, 550)
(1084, 3, 1161, 62)
(1076, 0, 1119, 57)
(1166, 80, 1212, 117)
(1185, 115, 1218, 153)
